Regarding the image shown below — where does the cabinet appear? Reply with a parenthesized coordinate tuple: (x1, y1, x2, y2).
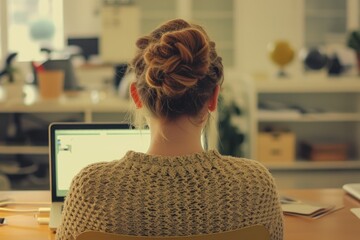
(251, 77, 360, 188)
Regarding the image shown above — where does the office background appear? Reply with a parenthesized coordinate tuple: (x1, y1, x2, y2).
(0, 0, 360, 190)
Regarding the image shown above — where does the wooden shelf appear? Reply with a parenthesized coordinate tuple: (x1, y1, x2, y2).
(256, 78, 360, 93)
(253, 76, 360, 178)
(0, 145, 48, 155)
(264, 160, 360, 171)
(258, 113, 360, 122)
(305, 9, 345, 18)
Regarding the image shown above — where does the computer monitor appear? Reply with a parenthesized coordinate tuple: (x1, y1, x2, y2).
(67, 37, 99, 61)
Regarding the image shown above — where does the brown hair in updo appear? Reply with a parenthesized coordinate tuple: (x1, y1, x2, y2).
(131, 19, 223, 120)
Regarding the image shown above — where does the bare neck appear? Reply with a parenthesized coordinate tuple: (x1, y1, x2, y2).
(146, 116, 205, 156)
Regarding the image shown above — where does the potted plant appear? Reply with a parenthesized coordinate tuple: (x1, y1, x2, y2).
(217, 89, 245, 157)
(347, 31, 360, 74)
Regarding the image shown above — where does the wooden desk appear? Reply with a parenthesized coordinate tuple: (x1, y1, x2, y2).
(0, 189, 359, 240)
(0, 191, 52, 240)
(280, 189, 360, 240)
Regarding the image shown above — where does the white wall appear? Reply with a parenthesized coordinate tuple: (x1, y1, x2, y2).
(63, 0, 101, 38)
(236, 0, 304, 79)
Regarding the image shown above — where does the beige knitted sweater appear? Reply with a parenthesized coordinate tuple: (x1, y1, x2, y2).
(56, 150, 283, 240)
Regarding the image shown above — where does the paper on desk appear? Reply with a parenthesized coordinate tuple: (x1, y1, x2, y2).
(0, 195, 11, 206)
(350, 208, 360, 219)
(282, 202, 343, 219)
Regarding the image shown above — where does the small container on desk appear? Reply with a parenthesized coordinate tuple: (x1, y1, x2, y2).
(257, 131, 296, 162)
(300, 142, 349, 161)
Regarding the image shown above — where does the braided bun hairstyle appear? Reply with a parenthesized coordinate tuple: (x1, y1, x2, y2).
(131, 19, 223, 120)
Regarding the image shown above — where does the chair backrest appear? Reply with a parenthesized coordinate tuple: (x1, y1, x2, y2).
(76, 225, 270, 240)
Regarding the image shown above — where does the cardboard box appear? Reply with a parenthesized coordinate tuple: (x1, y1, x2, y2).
(300, 143, 348, 161)
(257, 132, 295, 162)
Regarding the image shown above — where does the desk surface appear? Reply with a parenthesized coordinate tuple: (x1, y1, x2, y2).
(0, 189, 359, 240)
(280, 189, 360, 240)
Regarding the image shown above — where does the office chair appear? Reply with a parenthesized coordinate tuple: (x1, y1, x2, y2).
(76, 225, 270, 240)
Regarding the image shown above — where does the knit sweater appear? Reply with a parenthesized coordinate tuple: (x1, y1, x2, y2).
(56, 150, 283, 240)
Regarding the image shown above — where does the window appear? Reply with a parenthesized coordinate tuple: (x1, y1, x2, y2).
(0, 1, 5, 60)
(304, 0, 347, 48)
(5, 0, 64, 61)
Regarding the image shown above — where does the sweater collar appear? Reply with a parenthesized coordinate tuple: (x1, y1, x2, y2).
(123, 149, 222, 167)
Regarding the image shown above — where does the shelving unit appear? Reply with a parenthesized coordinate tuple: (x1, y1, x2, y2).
(258, 113, 360, 122)
(256, 77, 360, 92)
(252, 77, 360, 188)
(0, 145, 48, 155)
(265, 159, 360, 170)
(0, 86, 132, 190)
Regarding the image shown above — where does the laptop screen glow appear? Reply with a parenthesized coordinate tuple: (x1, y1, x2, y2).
(54, 128, 150, 197)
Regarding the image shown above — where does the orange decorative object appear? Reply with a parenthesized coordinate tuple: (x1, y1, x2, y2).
(268, 40, 295, 76)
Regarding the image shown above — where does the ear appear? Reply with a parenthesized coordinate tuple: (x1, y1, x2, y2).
(130, 82, 143, 109)
(208, 85, 220, 112)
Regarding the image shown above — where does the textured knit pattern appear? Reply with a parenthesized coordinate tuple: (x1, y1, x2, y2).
(56, 150, 283, 240)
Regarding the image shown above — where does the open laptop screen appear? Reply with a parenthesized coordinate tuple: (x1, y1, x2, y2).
(49, 123, 150, 201)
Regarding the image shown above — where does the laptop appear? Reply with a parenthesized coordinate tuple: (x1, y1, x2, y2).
(343, 183, 360, 201)
(48, 122, 150, 231)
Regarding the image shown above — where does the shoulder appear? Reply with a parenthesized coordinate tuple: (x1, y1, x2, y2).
(217, 153, 270, 174)
(67, 161, 108, 194)
(73, 151, 136, 181)
(215, 153, 276, 187)
(69, 157, 128, 195)
(216, 153, 281, 208)
(72, 161, 109, 183)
